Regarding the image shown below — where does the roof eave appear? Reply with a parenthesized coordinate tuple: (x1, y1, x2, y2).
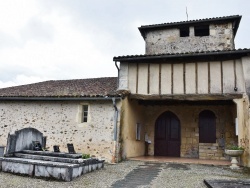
(113, 49, 250, 62)
(138, 15, 242, 39)
(0, 96, 122, 101)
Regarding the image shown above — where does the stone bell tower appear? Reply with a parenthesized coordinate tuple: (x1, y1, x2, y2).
(138, 15, 241, 54)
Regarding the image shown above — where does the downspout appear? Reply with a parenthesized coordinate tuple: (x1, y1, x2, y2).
(112, 97, 119, 163)
(115, 61, 120, 73)
(115, 61, 120, 87)
(112, 61, 120, 163)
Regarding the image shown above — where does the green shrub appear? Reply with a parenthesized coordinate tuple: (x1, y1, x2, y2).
(82, 154, 91, 159)
(226, 144, 244, 150)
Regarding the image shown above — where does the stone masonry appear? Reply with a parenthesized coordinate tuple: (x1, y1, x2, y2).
(145, 23, 234, 54)
(0, 100, 120, 163)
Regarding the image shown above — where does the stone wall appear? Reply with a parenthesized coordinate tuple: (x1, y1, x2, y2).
(120, 98, 146, 159)
(239, 56, 250, 166)
(145, 23, 234, 54)
(234, 95, 250, 166)
(0, 100, 120, 163)
(243, 96, 250, 166)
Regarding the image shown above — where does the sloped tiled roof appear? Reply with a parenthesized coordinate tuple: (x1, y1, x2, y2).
(139, 15, 242, 39)
(113, 48, 250, 62)
(0, 77, 119, 98)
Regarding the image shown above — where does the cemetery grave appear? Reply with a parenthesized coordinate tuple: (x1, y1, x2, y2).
(0, 127, 105, 181)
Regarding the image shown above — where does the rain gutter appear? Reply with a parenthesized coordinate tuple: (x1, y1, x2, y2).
(113, 49, 250, 62)
(0, 97, 122, 101)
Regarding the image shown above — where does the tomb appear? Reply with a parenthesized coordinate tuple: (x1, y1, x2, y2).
(0, 128, 104, 181)
(67, 143, 76, 154)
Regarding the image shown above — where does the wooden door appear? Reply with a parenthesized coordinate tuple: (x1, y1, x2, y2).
(199, 110, 216, 143)
(154, 111, 180, 157)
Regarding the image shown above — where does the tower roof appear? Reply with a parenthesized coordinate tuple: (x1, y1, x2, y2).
(139, 15, 242, 39)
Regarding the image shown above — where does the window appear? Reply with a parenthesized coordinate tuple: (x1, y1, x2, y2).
(136, 123, 141, 140)
(194, 25, 209, 36)
(199, 110, 216, 143)
(180, 27, 189, 37)
(82, 105, 88, 123)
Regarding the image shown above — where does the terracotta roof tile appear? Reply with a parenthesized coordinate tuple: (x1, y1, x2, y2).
(0, 77, 118, 98)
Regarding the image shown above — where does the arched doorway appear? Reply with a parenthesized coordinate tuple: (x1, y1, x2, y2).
(199, 110, 216, 143)
(154, 111, 180, 157)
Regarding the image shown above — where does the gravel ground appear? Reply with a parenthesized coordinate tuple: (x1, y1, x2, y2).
(0, 160, 249, 188)
(151, 163, 250, 188)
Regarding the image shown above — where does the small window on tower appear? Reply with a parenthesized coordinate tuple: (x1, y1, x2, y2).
(180, 27, 189, 37)
(82, 105, 88, 123)
(194, 25, 209, 36)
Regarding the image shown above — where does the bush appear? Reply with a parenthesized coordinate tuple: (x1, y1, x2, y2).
(82, 154, 91, 159)
(226, 144, 244, 150)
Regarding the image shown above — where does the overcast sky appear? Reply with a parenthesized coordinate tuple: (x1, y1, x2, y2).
(0, 0, 250, 88)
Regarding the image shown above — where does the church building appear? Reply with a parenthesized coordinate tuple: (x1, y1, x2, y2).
(0, 15, 250, 166)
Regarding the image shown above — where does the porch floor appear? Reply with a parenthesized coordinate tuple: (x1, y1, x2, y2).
(128, 156, 231, 166)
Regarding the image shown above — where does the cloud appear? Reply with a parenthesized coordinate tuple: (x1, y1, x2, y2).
(20, 17, 54, 43)
(0, 0, 250, 88)
(0, 74, 49, 88)
(0, 1, 38, 37)
(0, 0, 118, 88)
